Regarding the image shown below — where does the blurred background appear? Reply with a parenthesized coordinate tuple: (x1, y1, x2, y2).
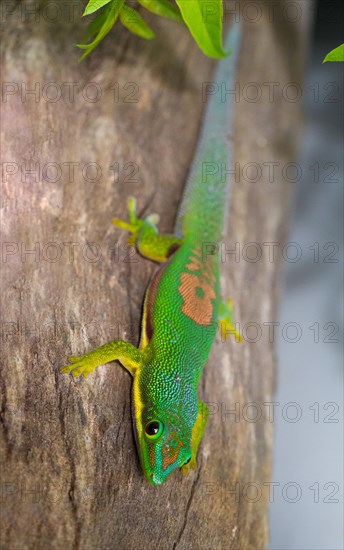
(269, 1, 343, 548)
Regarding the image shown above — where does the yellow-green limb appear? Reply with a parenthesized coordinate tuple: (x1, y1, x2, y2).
(60, 340, 145, 378)
(181, 400, 208, 474)
(113, 196, 183, 263)
(218, 298, 242, 342)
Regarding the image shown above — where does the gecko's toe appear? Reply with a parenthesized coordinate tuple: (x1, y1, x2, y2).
(60, 365, 73, 374)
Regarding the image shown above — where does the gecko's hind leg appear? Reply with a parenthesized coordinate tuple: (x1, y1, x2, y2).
(113, 197, 183, 263)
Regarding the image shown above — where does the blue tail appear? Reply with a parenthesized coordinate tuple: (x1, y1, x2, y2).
(175, 22, 241, 242)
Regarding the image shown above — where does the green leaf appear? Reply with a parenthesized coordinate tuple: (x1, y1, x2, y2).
(119, 5, 155, 39)
(137, 0, 183, 23)
(323, 44, 344, 63)
(81, 6, 109, 42)
(175, 0, 227, 58)
(78, 0, 125, 61)
(83, 0, 113, 16)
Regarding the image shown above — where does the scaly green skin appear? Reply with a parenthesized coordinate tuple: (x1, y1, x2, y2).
(61, 23, 241, 485)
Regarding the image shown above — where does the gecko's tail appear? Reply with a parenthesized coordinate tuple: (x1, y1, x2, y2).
(175, 21, 241, 242)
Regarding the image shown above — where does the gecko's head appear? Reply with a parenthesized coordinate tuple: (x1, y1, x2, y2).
(134, 407, 193, 486)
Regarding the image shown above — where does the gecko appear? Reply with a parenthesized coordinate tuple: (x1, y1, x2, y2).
(61, 22, 241, 486)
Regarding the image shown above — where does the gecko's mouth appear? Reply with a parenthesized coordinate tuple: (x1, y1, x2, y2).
(148, 472, 163, 486)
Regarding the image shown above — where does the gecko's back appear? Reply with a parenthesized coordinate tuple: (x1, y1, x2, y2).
(148, 23, 241, 376)
(148, 240, 220, 381)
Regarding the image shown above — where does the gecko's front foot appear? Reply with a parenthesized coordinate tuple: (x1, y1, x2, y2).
(60, 341, 143, 379)
(60, 353, 98, 378)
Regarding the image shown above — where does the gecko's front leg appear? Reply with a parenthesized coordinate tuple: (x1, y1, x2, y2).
(60, 340, 145, 378)
(181, 400, 209, 474)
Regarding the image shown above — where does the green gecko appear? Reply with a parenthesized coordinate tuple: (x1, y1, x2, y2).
(61, 23, 241, 486)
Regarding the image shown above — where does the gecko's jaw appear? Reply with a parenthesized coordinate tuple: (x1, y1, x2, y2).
(144, 469, 164, 486)
(149, 472, 163, 486)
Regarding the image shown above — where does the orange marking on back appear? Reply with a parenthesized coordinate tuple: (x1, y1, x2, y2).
(178, 246, 217, 326)
(179, 273, 216, 325)
(186, 259, 200, 271)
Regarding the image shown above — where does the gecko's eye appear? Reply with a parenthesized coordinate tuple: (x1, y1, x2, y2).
(145, 420, 163, 439)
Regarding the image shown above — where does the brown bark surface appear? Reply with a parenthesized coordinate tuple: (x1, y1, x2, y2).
(1, 1, 311, 548)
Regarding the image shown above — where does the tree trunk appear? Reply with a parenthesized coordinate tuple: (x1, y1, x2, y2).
(1, 1, 312, 548)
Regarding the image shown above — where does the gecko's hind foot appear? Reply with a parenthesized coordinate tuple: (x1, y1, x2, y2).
(112, 197, 182, 263)
(112, 196, 160, 245)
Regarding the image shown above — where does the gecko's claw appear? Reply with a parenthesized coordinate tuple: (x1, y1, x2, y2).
(112, 196, 140, 241)
(127, 196, 137, 224)
(112, 196, 160, 248)
(146, 213, 160, 225)
(112, 196, 138, 230)
(60, 354, 97, 378)
(112, 218, 135, 232)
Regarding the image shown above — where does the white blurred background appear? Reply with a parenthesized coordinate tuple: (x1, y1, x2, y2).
(269, 1, 343, 548)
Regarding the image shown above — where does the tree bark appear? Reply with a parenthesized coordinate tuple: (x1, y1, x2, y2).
(1, 1, 312, 548)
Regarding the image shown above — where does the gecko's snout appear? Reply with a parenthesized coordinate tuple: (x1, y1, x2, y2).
(146, 470, 164, 486)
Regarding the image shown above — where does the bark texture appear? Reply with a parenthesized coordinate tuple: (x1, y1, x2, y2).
(1, 1, 311, 548)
